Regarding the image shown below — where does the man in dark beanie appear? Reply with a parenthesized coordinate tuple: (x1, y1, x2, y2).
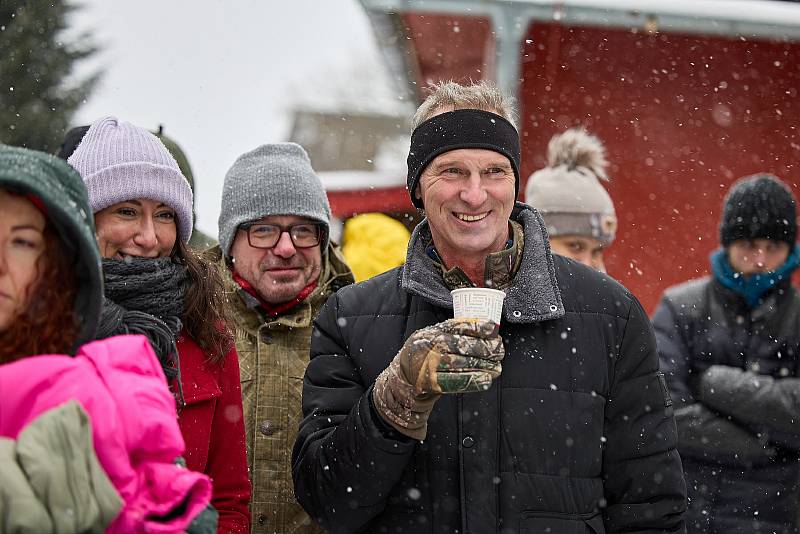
(293, 81, 686, 533)
(654, 173, 800, 533)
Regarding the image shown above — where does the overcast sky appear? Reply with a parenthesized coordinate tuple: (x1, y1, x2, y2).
(69, 0, 403, 236)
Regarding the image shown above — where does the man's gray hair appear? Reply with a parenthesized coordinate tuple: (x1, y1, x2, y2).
(411, 80, 518, 130)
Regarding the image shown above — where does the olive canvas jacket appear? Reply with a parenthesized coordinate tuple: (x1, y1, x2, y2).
(210, 243, 353, 533)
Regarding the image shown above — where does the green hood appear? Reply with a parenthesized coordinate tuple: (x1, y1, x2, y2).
(0, 144, 103, 350)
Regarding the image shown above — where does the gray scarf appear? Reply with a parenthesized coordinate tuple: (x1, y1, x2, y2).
(96, 257, 188, 391)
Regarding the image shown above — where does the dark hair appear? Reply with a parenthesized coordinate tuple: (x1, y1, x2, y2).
(174, 239, 233, 364)
(0, 226, 79, 363)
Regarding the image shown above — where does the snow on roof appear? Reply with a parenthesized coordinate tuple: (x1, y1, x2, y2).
(361, 0, 800, 38)
(319, 169, 407, 192)
(519, 0, 800, 27)
(362, 0, 800, 100)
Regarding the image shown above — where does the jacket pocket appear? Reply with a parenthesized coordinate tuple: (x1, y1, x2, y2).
(179, 373, 221, 473)
(519, 511, 605, 534)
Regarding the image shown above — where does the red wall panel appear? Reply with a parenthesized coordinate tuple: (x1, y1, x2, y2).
(328, 187, 414, 219)
(402, 13, 494, 94)
(519, 23, 800, 311)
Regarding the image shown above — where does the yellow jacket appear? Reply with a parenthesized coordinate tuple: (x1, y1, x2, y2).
(342, 213, 410, 282)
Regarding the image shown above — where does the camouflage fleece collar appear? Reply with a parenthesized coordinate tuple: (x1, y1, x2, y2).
(427, 220, 524, 292)
(401, 203, 564, 324)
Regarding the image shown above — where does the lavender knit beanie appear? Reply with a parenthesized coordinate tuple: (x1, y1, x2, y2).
(68, 116, 194, 243)
(218, 143, 331, 258)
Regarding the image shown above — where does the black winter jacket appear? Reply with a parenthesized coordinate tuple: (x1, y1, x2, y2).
(293, 205, 686, 534)
(653, 275, 800, 534)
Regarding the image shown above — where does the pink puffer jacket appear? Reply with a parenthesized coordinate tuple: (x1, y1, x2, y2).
(0, 335, 212, 532)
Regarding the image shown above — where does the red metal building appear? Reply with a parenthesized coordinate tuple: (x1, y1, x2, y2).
(359, 0, 800, 312)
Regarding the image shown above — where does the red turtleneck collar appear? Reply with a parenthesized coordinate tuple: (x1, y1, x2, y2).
(231, 269, 317, 317)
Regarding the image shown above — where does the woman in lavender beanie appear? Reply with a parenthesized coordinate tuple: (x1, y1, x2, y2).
(68, 116, 251, 531)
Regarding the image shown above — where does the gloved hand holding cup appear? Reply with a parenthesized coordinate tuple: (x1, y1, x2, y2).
(372, 288, 506, 440)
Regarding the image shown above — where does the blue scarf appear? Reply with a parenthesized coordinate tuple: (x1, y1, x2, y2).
(710, 245, 800, 308)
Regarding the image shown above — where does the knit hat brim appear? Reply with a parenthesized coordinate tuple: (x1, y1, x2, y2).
(538, 211, 617, 245)
(85, 162, 193, 243)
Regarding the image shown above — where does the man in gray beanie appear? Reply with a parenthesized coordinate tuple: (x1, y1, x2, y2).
(210, 142, 353, 533)
(525, 127, 617, 272)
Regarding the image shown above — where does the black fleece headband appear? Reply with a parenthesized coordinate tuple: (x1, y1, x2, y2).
(406, 109, 521, 209)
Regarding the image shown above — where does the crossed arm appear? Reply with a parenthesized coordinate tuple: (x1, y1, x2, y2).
(651, 300, 795, 462)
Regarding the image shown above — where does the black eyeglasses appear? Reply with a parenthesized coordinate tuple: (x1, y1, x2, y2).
(239, 221, 324, 249)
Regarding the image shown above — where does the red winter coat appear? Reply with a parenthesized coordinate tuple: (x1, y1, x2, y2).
(175, 334, 251, 533)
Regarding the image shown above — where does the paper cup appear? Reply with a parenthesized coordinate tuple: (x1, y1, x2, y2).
(451, 288, 506, 324)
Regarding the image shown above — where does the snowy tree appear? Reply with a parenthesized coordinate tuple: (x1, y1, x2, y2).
(0, 1, 100, 152)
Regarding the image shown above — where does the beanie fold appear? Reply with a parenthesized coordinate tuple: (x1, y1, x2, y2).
(84, 163, 193, 243)
(538, 211, 617, 245)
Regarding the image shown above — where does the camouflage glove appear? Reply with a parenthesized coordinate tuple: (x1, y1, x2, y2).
(372, 318, 504, 440)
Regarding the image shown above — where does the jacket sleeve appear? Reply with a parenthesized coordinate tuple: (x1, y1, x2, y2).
(207, 346, 251, 533)
(674, 402, 774, 463)
(602, 296, 687, 533)
(292, 293, 416, 534)
(652, 300, 695, 407)
(0, 438, 54, 533)
(699, 365, 800, 450)
(653, 301, 776, 461)
(0, 402, 123, 533)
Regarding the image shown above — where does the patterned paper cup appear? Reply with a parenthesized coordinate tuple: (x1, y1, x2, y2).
(451, 288, 506, 324)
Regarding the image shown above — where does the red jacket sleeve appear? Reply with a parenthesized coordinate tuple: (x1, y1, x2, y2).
(177, 337, 251, 534)
(207, 345, 251, 533)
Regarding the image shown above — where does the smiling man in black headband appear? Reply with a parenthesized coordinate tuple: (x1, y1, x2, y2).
(293, 81, 687, 533)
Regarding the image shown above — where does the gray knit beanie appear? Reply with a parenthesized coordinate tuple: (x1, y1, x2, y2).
(218, 143, 331, 258)
(524, 127, 617, 245)
(68, 116, 194, 243)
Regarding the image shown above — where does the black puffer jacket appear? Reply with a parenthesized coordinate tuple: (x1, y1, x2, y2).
(293, 204, 686, 534)
(654, 276, 800, 534)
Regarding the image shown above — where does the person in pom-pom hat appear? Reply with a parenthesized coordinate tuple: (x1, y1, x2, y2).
(654, 173, 800, 532)
(525, 127, 617, 272)
(292, 81, 687, 533)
